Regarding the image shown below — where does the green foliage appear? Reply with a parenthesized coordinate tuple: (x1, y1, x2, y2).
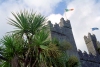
(66, 56, 79, 67)
(0, 10, 79, 67)
(1, 35, 24, 59)
(0, 61, 11, 67)
(59, 41, 72, 51)
(8, 10, 46, 36)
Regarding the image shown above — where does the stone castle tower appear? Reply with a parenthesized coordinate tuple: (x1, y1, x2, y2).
(48, 18, 79, 57)
(84, 33, 100, 55)
(78, 33, 100, 67)
(48, 18, 100, 67)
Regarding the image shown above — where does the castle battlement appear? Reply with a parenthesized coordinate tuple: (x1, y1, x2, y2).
(84, 33, 97, 43)
(47, 18, 79, 58)
(84, 33, 99, 55)
(48, 18, 100, 67)
(78, 49, 100, 63)
(78, 49, 100, 67)
(78, 33, 100, 67)
(47, 18, 72, 36)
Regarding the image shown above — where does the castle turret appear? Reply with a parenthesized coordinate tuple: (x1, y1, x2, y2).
(47, 18, 82, 67)
(48, 18, 79, 57)
(84, 33, 99, 55)
(59, 18, 71, 29)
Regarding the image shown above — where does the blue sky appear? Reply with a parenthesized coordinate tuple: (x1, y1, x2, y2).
(54, 0, 73, 14)
(54, 0, 66, 14)
(0, 0, 100, 53)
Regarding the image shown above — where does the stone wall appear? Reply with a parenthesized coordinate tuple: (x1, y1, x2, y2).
(47, 18, 100, 67)
(47, 18, 79, 57)
(78, 50, 100, 67)
(84, 33, 98, 55)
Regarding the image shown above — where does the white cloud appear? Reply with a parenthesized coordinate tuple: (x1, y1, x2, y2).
(67, 0, 100, 52)
(23, 0, 62, 15)
(1, 0, 100, 53)
(0, 0, 62, 38)
(48, 14, 62, 24)
(48, 0, 100, 52)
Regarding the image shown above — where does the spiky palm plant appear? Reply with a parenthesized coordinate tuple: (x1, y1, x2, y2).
(0, 35, 25, 67)
(8, 10, 49, 67)
(0, 10, 63, 67)
(0, 10, 79, 67)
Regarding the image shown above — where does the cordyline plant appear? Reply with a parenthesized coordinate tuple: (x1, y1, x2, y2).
(0, 10, 79, 67)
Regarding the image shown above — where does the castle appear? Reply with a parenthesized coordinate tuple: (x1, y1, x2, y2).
(48, 18, 100, 67)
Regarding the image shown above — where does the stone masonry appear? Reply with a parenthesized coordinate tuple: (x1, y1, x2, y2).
(78, 33, 100, 67)
(48, 18, 100, 67)
(48, 18, 79, 57)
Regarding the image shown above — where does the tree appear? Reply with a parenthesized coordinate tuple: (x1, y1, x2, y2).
(0, 10, 79, 67)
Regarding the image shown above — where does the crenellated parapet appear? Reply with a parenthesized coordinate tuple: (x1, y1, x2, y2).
(84, 33, 96, 41)
(78, 50, 100, 63)
(84, 33, 99, 55)
(47, 18, 80, 60)
(47, 18, 72, 36)
(78, 50, 100, 67)
(47, 18, 100, 67)
(47, 20, 53, 28)
(84, 33, 97, 44)
(79, 33, 100, 67)
(47, 17, 100, 67)
(59, 18, 71, 29)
